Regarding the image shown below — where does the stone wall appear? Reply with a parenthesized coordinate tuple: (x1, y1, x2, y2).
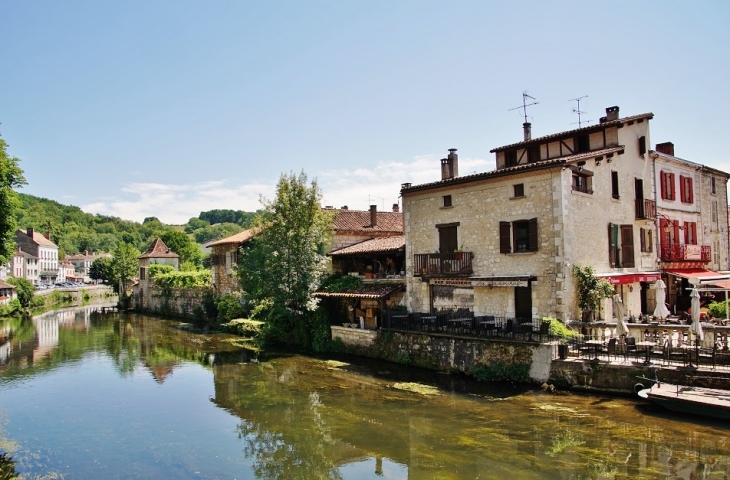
(331, 326, 377, 347)
(138, 286, 209, 319)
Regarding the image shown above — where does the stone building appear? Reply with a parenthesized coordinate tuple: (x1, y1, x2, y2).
(329, 205, 403, 257)
(648, 142, 730, 313)
(66, 251, 112, 283)
(401, 106, 664, 322)
(15, 228, 59, 284)
(207, 228, 258, 295)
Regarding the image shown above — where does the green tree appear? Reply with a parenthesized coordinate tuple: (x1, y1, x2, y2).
(193, 222, 243, 244)
(7, 276, 34, 308)
(0, 135, 27, 264)
(238, 171, 333, 349)
(112, 242, 140, 293)
(160, 231, 202, 267)
(89, 256, 115, 284)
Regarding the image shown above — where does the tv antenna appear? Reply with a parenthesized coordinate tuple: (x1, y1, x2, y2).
(368, 194, 386, 210)
(568, 95, 591, 127)
(509, 92, 539, 123)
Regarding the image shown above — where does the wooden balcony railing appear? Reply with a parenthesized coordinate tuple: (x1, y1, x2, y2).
(413, 252, 473, 276)
(660, 243, 711, 262)
(635, 199, 656, 220)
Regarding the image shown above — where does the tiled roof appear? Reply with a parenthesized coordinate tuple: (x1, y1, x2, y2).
(490, 113, 653, 152)
(138, 238, 179, 259)
(66, 252, 112, 261)
(0, 280, 15, 290)
(313, 282, 405, 299)
(402, 147, 624, 194)
(18, 229, 58, 248)
(206, 228, 259, 247)
(15, 249, 36, 259)
(330, 236, 405, 256)
(331, 209, 403, 234)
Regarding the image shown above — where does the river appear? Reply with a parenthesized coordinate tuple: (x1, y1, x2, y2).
(0, 305, 728, 479)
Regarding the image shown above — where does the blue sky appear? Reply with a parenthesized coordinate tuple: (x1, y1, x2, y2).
(2, 1, 729, 223)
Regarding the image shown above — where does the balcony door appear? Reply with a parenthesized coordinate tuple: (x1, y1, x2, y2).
(438, 225, 458, 254)
(515, 285, 532, 322)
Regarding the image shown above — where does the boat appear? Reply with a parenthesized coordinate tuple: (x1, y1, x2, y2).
(637, 381, 730, 420)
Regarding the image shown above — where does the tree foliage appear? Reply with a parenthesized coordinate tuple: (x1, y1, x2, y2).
(7, 276, 34, 307)
(0, 136, 27, 264)
(572, 264, 614, 314)
(152, 270, 211, 289)
(199, 209, 256, 227)
(193, 222, 244, 244)
(112, 242, 140, 292)
(89, 256, 115, 283)
(160, 231, 203, 267)
(238, 171, 333, 349)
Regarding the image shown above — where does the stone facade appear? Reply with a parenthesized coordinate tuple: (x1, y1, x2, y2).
(136, 285, 208, 319)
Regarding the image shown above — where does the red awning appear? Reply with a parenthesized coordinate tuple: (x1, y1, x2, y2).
(664, 268, 730, 285)
(595, 272, 661, 285)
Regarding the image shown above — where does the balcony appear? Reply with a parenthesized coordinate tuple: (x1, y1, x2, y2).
(414, 252, 473, 276)
(660, 244, 711, 262)
(635, 199, 656, 220)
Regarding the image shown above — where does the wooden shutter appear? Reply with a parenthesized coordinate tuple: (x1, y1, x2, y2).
(528, 218, 538, 251)
(660, 172, 667, 199)
(621, 225, 634, 268)
(688, 177, 694, 203)
(669, 173, 676, 200)
(646, 229, 653, 253)
(640, 228, 646, 252)
(438, 226, 458, 253)
(608, 223, 616, 267)
(680, 176, 686, 202)
(499, 222, 511, 254)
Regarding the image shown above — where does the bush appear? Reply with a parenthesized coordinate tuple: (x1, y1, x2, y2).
(542, 316, 580, 341)
(148, 264, 175, 278)
(216, 293, 245, 323)
(220, 318, 264, 337)
(708, 300, 729, 319)
(471, 363, 531, 383)
(153, 270, 212, 288)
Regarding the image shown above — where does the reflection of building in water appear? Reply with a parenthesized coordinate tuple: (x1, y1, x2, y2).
(33, 316, 59, 362)
(0, 341, 10, 364)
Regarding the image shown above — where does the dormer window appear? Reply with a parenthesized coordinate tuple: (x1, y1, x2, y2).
(527, 145, 540, 163)
(505, 150, 518, 167)
(575, 134, 590, 153)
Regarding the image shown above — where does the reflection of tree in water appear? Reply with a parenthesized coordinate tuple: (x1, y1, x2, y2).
(235, 392, 343, 480)
(0, 452, 18, 479)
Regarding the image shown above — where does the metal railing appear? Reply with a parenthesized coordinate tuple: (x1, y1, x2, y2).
(413, 252, 473, 276)
(659, 243, 711, 262)
(381, 310, 554, 343)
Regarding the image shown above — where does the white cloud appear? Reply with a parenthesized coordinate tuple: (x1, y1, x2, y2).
(80, 154, 492, 223)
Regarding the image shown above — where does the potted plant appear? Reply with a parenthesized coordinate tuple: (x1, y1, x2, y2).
(542, 316, 581, 359)
(572, 265, 614, 322)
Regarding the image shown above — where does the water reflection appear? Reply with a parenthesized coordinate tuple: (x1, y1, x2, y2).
(0, 307, 728, 479)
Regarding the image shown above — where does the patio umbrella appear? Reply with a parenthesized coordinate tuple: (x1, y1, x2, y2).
(613, 294, 629, 337)
(689, 288, 704, 341)
(653, 279, 671, 320)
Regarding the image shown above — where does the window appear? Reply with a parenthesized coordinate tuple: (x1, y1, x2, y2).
(442, 195, 452, 207)
(139, 267, 146, 280)
(639, 228, 653, 253)
(572, 169, 593, 194)
(575, 134, 590, 153)
(683, 222, 697, 245)
(438, 224, 459, 253)
(611, 171, 620, 199)
(638, 136, 646, 156)
(527, 145, 540, 163)
(712, 201, 718, 226)
(711, 176, 717, 194)
(679, 175, 694, 204)
(499, 218, 538, 253)
(660, 171, 676, 200)
(608, 223, 635, 268)
(505, 150, 518, 167)
(513, 184, 524, 198)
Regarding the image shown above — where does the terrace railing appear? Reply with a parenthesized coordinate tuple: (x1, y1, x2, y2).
(659, 243, 711, 262)
(413, 252, 473, 277)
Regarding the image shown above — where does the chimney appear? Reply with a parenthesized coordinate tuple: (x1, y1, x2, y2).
(440, 148, 459, 180)
(45, 231, 50, 240)
(26, 227, 34, 238)
(392, 203, 399, 213)
(370, 205, 377, 227)
(523, 122, 532, 141)
(340, 205, 348, 210)
(605, 106, 619, 122)
(401, 182, 411, 189)
(655, 142, 675, 156)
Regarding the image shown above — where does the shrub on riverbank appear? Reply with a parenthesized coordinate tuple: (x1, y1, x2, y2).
(221, 318, 264, 338)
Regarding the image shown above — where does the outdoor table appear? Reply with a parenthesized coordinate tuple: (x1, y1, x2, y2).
(585, 340, 604, 360)
(448, 318, 472, 333)
(636, 341, 656, 364)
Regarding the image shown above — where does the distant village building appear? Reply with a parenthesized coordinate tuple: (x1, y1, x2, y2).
(0, 280, 16, 305)
(207, 229, 258, 295)
(66, 251, 112, 283)
(15, 228, 58, 285)
(134, 238, 180, 312)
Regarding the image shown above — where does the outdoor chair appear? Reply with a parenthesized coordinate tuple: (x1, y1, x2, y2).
(599, 338, 617, 361)
(625, 336, 637, 361)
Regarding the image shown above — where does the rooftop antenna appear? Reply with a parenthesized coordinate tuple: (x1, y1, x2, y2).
(509, 91, 539, 124)
(368, 194, 386, 210)
(568, 95, 591, 127)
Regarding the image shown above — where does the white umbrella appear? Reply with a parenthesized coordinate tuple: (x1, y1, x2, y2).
(690, 288, 704, 341)
(613, 294, 629, 337)
(653, 279, 671, 319)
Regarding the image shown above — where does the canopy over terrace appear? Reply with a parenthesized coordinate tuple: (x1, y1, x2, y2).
(664, 268, 730, 315)
(314, 283, 406, 329)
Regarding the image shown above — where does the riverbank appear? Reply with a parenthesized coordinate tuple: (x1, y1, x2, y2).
(29, 285, 116, 316)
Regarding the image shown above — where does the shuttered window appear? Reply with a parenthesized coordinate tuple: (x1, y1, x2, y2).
(608, 223, 634, 267)
(679, 175, 694, 204)
(499, 219, 538, 254)
(660, 171, 676, 200)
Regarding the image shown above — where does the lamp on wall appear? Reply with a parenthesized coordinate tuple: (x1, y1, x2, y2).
(656, 213, 683, 233)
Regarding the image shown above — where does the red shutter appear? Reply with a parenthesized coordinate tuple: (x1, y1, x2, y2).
(660, 172, 667, 200)
(670, 173, 676, 200)
(680, 176, 686, 202)
(692, 223, 697, 245)
(688, 177, 694, 203)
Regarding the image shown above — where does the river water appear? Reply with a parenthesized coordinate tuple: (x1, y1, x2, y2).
(0, 306, 728, 479)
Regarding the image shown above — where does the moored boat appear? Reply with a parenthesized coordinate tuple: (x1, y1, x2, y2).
(638, 382, 730, 420)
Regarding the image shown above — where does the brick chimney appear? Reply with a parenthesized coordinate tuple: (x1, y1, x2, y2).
(44, 231, 50, 240)
(340, 206, 348, 210)
(26, 227, 34, 238)
(605, 106, 619, 122)
(392, 203, 399, 213)
(440, 149, 459, 180)
(370, 205, 377, 227)
(523, 122, 532, 141)
(655, 142, 675, 156)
